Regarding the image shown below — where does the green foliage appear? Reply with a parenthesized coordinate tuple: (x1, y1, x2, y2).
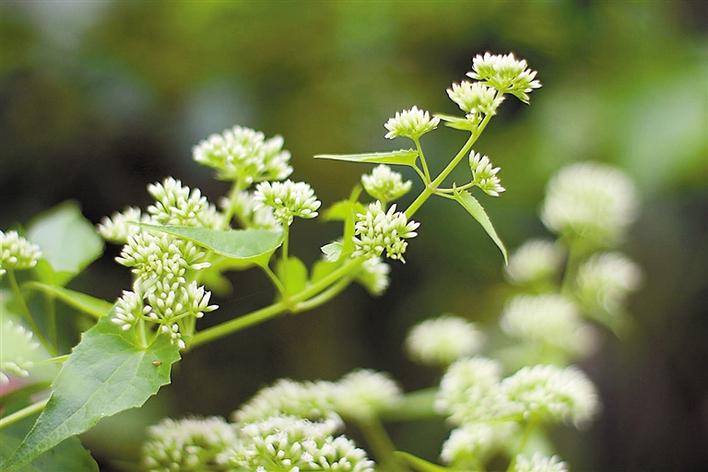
(23, 282, 112, 319)
(315, 149, 419, 167)
(276, 257, 309, 295)
(395, 451, 458, 472)
(2, 316, 180, 471)
(27, 202, 104, 287)
(452, 189, 508, 263)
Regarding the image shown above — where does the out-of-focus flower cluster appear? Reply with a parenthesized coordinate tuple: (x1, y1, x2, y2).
(0, 230, 41, 277)
(0, 319, 41, 384)
(405, 315, 485, 366)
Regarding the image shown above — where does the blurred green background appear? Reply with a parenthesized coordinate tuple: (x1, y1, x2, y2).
(1, 0, 706, 470)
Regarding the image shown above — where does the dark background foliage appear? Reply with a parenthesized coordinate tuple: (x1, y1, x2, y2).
(1, 1, 706, 470)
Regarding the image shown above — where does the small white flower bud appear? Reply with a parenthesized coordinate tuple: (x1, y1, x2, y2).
(361, 165, 412, 203)
(384, 106, 440, 140)
(352, 201, 419, 262)
(467, 52, 542, 103)
(469, 151, 505, 196)
(254, 180, 321, 226)
(0, 230, 41, 272)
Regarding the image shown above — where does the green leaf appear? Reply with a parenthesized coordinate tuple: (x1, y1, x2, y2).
(27, 202, 104, 287)
(140, 224, 282, 267)
(435, 113, 477, 131)
(276, 257, 308, 295)
(23, 282, 113, 319)
(1, 316, 181, 471)
(394, 451, 460, 472)
(320, 241, 343, 262)
(311, 260, 339, 283)
(452, 189, 508, 263)
(323, 200, 366, 222)
(315, 149, 419, 167)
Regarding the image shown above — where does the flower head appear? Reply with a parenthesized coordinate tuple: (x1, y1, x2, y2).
(254, 180, 321, 225)
(441, 423, 516, 467)
(541, 162, 639, 245)
(361, 165, 412, 203)
(352, 201, 419, 262)
(512, 453, 568, 472)
(142, 416, 236, 471)
(97, 207, 146, 243)
(1, 319, 41, 384)
(576, 252, 642, 314)
(384, 106, 440, 140)
(0, 230, 41, 274)
(500, 294, 597, 357)
(467, 52, 541, 103)
(447, 81, 503, 116)
(233, 379, 337, 424)
(505, 239, 564, 285)
(193, 126, 292, 184)
(147, 178, 219, 228)
(223, 191, 280, 230)
(405, 315, 485, 366)
(469, 151, 505, 197)
(355, 257, 391, 296)
(334, 370, 402, 421)
(501, 365, 599, 426)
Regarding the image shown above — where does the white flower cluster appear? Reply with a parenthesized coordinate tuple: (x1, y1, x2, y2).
(352, 201, 420, 262)
(224, 191, 280, 230)
(441, 422, 516, 467)
(512, 453, 568, 472)
(333, 370, 402, 421)
(384, 106, 440, 140)
(254, 179, 321, 226)
(542, 162, 639, 245)
(0, 230, 41, 276)
(505, 239, 564, 285)
(141, 417, 236, 471)
(468, 52, 542, 103)
(0, 319, 40, 384)
(447, 81, 504, 116)
(361, 165, 412, 203)
(405, 315, 485, 366)
(576, 252, 642, 315)
(193, 126, 292, 184)
(101, 178, 219, 349)
(230, 415, 374, 472)
(436, 359, 599, 427)
(500, 294, 597, 357)
(355, 257, 391, 296)
(469, 151, 505, 197)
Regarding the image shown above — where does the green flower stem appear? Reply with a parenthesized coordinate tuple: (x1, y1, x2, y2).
(260, 264, 286, 297)
(379, 387, 439, 422)
(0, 398, 49, 430)
(221, 179, 245, 229)
(6, 270, 52, 354)
(413, 137, 431, 183)
(357, 417, 405, 472)
(188, 258, 364, 349)
(45, 293, 57, 349)
(506, 418, 538, 472)
(405, 113, 493, 219)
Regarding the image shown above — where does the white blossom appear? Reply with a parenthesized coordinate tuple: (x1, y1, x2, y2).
(355, 257, 390, 296)
(97, 207, 145, 243)
(0, 319, 40, 384)
(512, 453, 568, 472)
(193, 125, 292, 184)
(505, 239, 564, 285)
(361, 165, 412, 203)
(352, 201, 419, 262)
(541, 162, 639, 245)
(334, 370, 402, 421)
(223, 191, 280, 230)
(576, 252, 642, 314)
(467, 52, 541, 103)
(384, 106, 440, 140)
(0, 230, 41, 274)
(447, 81, 503, 116)
(254, 180, 321, 225)
(501, 365, 599, 426)
(441, 423, 516, 467)
(469, 151, 505, 196)
(147, 177, 219, 228)
(405, 315, 485, 366)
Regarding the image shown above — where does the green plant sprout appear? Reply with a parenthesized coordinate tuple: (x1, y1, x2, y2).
(0, 51, 640, 471)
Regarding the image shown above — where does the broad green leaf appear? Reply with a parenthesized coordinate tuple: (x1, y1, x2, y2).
(276, 257, 308, 295)
(435, 113, 477, 131)
(23, 282, 113, 319)
(315, 149, 419, 167)
(0, 415, 98, 472)
(140, 224, 282, 267)
(27, 202, 104, 286)
(452, 189, 508, 263)
(394, 451, 459, 472)
(1, 316, 181, 471)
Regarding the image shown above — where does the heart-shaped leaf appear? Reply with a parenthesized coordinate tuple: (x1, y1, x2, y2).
(315, 149, 419, 167)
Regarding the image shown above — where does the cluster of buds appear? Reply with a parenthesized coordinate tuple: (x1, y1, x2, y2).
(405, 315, 485, 366)
(0, 319, 41, 384)
(253, 179, 321, 226)
(0, 230, 41, 277)
(469, 151, 505, 197)
(361, 164, 412, 204)
(352, 201, 419, 262)
(384, 106, 440, 141)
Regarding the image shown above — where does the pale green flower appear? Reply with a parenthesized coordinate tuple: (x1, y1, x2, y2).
(355, 257, 391, 296)
(469, 151, 505, 197)
(447, 81, 503, 116)
(405, 315, 485, 366)
(501, 365, 599, 426)
(468, 52, 541, 103)
(505, 239, 564, 285)
(254, 180, 321, 225)
(576, 252, 642, 314)
(0, 230, 41, 274)
(541, 162, 638, 245)
(0, 319, 40, 384)
(361, 165, 412, 203)
(441, 423, 517, 467)
(512, 453, 568, 472)
(193, 125, 292, 184)
(147, 177, 220, 228)
(334, 370, 402, 421)
(97, 207, 145, 243)
(384, 106, 440, 140)
(141, 417, 236, 472)
(352, 201, 419, 262)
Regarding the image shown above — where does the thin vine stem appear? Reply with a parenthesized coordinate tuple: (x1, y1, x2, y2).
(293, 276, 353, 313)
(0, 399, 49, 430)
(7, 269, 52, 353)
(357, 417, 404, 472)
